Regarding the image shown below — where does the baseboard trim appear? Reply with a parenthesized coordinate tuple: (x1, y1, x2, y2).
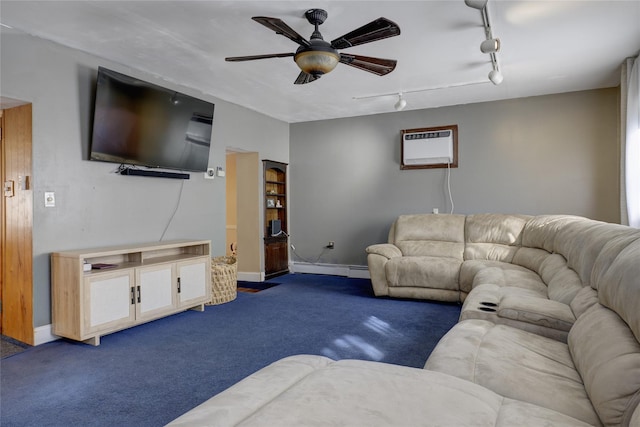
(290, 262, 370, 279)
(34, 324, 59, 346)
(237, 271, 265, 282)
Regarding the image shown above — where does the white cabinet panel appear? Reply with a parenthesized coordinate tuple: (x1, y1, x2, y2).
(177, 259, 208, 308)
(137, 264, 176, 321)
(85, 270, 135, 333)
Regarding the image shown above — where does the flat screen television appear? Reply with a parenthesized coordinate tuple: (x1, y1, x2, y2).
(90, 67, 214, 172)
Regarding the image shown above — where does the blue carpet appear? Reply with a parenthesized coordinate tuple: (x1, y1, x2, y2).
(0, 274, 460, 427)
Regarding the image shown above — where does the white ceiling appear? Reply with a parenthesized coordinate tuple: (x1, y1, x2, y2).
(2, 1, 639, 123)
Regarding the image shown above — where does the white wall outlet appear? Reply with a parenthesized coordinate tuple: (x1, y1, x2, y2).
(45, 191, 55, 207)
(432, 208, 439, 214)
(216, 166, 225, 177)
(204, 168, 215, 180)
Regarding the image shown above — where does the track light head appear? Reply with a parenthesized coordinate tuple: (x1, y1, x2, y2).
(394, 93, 407, 111)
(488, 69, 503, 85)
(480, 38, 500, 54)
(465, 0, 488, 10)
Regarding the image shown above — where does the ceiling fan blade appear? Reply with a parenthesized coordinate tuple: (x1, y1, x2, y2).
(294, 71, 319, 85)
(339, 54, 397, 76)
(252, 16, 311, 48)
(331, 17, 400, 49)
(225, 53, 295, 62)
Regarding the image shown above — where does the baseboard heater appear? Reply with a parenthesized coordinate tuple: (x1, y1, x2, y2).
(120, 168, 190, 180)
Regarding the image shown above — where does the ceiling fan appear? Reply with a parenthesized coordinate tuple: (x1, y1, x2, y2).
(225, 8, 401, 84)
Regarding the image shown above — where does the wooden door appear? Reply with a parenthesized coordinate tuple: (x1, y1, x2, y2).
(1, 104, 34, 344)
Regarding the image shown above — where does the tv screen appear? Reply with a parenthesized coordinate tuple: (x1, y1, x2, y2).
(90, 67, 214, 172)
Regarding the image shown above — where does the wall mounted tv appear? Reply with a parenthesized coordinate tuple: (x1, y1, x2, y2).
(90, 67, 214, 173)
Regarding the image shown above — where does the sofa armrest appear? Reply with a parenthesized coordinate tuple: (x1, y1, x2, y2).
(498, 295, 576, 332)
(366, 243, 402, 260)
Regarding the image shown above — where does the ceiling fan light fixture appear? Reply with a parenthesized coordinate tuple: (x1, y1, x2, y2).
(294, 50, 340, 76)
(480, 38, 500, 53)
(394, 93, 407, 111)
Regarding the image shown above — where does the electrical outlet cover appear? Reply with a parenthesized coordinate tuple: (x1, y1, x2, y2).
(204, 168, 215, 180)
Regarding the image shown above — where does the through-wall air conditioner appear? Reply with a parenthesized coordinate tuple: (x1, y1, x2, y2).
(400, 125, 458, 170)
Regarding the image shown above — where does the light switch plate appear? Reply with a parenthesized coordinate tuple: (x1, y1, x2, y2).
(45, 191, 55, 207)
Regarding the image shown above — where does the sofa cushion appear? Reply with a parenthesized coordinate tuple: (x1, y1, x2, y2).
(460, 260, 548, 295)
(385, 256, 460, 291)
(546, 263, 583, 304)
(521, 215, 586, 253)
(424, 320, 601, 426)
(464, 214, 529, 262)
(169, 355, 595, 427)
(392, 214, 465, 258)
(568, 303, 640, 427)
(594, 236, 640, 341)
(512, 246, 553, 273)
(569, 286, 599, 319)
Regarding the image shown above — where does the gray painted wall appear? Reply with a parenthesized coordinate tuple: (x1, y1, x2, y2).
(289, 89, 620, 266)
(1, 31, 289, 327)
(0, 29, 621, 329)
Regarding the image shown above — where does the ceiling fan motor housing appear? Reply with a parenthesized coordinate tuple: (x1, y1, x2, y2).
(295, 9, 339, 77)
(294, 42, 339, 77)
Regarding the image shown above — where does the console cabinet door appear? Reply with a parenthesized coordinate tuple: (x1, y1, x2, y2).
(84, 270, 136, 335)
(136, 263, 177, 322)
(176, 258, 209, 308)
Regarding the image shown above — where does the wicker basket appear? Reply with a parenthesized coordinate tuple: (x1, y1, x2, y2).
(208, 256, 237, 305)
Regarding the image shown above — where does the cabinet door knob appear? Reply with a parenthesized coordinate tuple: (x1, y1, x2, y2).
(137, 285, 141, 303)
(131, 287, 135, 305)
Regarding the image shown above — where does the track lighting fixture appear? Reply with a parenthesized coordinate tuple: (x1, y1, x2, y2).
(464, 0, 488, 10)
(488, 69, 503, 85)
(480, 38, 500, 54)
(466, 0, 504, 85)
(394, 93, 407, 111)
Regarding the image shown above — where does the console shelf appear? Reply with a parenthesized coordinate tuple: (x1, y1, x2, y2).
(51, 240, 211, 345)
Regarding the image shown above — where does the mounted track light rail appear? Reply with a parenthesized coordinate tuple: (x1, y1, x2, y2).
(465, 0, 503, 85)
(354, 80, 490, 111)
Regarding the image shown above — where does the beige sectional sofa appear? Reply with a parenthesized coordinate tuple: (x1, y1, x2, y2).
(367, 213, 632, 341)
(169, 214, 640, 426)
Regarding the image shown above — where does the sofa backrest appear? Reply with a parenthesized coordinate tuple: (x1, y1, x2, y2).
(553, 221, 632, 289)
(521, 215, 586, 253)
(463, 214, 530, 262)
(594, 236, 640, 343)
(391, 214, 465, 259)
(568, 236, 640, 427)
(543, 256, 584, 305)
(518, 215, 631, 305)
